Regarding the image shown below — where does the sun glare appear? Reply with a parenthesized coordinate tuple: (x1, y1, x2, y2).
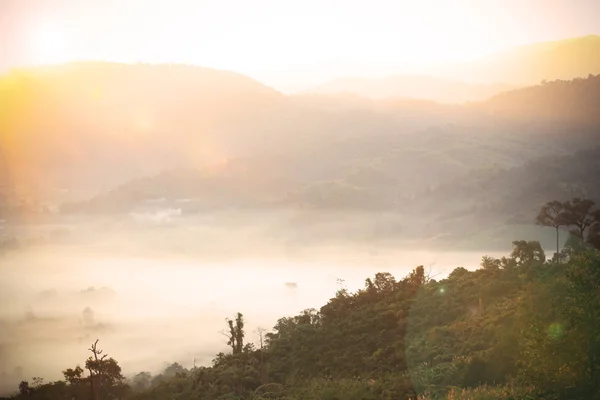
(28, 24, 75, 66)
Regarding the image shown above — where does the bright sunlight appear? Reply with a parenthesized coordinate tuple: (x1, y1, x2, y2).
(27, 23, 75, 66)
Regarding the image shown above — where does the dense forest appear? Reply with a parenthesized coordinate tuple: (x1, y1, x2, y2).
(3, 199, 600, 400)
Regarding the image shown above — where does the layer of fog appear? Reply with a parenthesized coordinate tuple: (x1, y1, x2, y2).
(0, 209, 558, 394)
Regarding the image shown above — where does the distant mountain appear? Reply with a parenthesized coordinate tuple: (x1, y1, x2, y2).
(0, 62, 501, 206)
(448, 35, 600, 85)
(307, 75, 516, 103)
(477, 74, 600, 127)
(0, 61, 284, 201)
(58, 73, 600, 218)
(308, 35, 600, 103)
(4, 63, 600, 220)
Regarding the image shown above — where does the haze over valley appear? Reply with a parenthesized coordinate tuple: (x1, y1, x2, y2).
(2, 1, 600, 399)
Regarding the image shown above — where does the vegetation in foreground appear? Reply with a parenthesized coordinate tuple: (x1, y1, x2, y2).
(3, 198, 600, 400)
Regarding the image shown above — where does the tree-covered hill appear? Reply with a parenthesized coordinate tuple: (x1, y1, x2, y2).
(2, 67, 600, 210)
(408, 146, 600, 243)
(478, 73, 600, 128)
(5, 237, 600, 399)
(57, 143, 600, 251)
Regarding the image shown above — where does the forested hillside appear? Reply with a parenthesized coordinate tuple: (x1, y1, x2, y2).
(4, 228, 600, 399)
(480, 73, 600, 127)
(406, 146, 600, 242)
(58, 143, 600, 246)
(2, 67, 599, 211)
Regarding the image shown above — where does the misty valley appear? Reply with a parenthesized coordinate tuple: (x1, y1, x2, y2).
(2, 32, 600, 400)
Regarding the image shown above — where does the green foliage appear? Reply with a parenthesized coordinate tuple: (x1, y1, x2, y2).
(7, 219, 600, 400)
(416, 383, 537, 400)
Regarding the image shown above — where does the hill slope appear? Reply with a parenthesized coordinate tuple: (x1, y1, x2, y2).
(59, 75, 600, 230)
(478, 73, 600, 127)
(4, 248, 600, 399)
(0, 62, 284, 201)
(449, 34, 600, 84)
(407, 146, 600, 245)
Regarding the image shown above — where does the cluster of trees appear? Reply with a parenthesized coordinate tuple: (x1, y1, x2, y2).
(536, 197, 600, 255)
(7, 340, 128, 400)
(5, 200, 600, 399)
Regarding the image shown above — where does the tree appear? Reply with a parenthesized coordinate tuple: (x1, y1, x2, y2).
(163, 363, 185, 378)
(18, 381, 30, 396)
(254, 327, 268, 350)
(30, 377, 44, 390)
(587, 210, 600, 250)
(222, 312, 245, 355)
(254, 327, 269, 385)
(480, 255, 501, 271)
(131, 372, 152, 391)
(510, 240, 545, 267)
(406, 265, 426, 288)
(62, 365, 85, 386)
(373, 272, 396, 292)
(536, 200, 567, 254)
(234, 313, 245, 354)
(85, 340, 127, 400)
(562, 198, 596, 244)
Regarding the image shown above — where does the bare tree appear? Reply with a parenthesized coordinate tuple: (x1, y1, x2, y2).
(254, 327, 270, 385)
(87, 339, 106, 400)
(254, 327, 268, 350)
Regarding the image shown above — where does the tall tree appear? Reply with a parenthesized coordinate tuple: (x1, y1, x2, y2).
(562, 198, 596, 244)
(85, 340, 127, 400)
(587, 210, 600, 250)
(536, 200, 567, 254)
(234, 312, 245, 354)
(223, 312, 245, 355)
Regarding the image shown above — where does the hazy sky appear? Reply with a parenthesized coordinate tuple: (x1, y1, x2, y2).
(1, 0, 599, 91)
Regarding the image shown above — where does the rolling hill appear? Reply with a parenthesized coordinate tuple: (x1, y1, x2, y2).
(447, 34, 600, 85)
(0, 62, 285, 202)
(53, 73, 600, 252)
(57, 76, 600, 231)
(478, 73, 600, 127)
(3, 62, 600, 235)
(308, 35, 600, 102)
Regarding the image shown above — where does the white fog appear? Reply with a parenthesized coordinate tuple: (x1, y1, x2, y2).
(0, 209, 520, 390)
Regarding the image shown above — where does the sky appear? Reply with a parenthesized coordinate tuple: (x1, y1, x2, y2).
(1, 0, 599, 91)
